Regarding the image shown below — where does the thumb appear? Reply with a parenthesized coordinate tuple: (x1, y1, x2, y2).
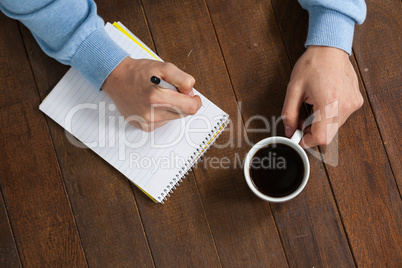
(281, 84, 304, 137)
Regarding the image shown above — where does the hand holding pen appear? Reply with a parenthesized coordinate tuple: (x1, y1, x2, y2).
(150, 76, 194, 96)
(102, 58, 202, 132)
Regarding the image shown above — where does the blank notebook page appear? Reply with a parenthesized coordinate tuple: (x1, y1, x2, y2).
(40, 22, 228, 203)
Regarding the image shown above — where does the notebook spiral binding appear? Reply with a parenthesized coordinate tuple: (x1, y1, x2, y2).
(158, 114, 229, 203)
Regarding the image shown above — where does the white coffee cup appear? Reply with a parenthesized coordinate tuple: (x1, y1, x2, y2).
(244, 130, 310, 202)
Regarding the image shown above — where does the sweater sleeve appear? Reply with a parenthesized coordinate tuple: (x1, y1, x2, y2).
(298, 0, 367, 54)
(0, 0, 129, 89)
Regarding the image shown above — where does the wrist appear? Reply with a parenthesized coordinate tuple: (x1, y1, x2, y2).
(306, 45, 349, 57)
(307, 45, 349, 55)
(102, 56, 132, 93)
(71, 28, 129, 89)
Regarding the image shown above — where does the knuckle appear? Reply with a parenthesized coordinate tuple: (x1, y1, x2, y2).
(342, 101, 351, 111)
(152, 114, 162, 123)
(183, 76, 195, 89)
(140, 121, 157, 132)
(356, 96, 364, 109)
(148, 92, 161, 104)
(324, 138, 332, 146)
(142, 125, 153, 133)
(281, 111, 297, 122)
(315, 133, 328, 145)
(128, 121, 140, 129)
(187, 103, 199, 115)
(162, 62, 176, 74)
(142, 112, 153, 123)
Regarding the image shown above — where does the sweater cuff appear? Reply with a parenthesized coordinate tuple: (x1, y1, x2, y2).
(71, 27, 129, 89)
(305, 6, 356, 55)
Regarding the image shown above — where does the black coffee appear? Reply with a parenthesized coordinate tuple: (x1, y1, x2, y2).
(249, 143, 304, 197)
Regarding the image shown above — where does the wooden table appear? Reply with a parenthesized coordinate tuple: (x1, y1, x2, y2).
(1, 0, 401, 267)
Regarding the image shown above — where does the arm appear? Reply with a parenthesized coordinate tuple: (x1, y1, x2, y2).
(0, 0, 128, 89)
(0, 0, 201, 131)
(299, 0, 367, 54)
(282, 0, 367, 148)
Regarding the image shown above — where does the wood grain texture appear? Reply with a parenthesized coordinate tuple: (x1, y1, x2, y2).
(206, 0, 355, 267)
(353, 0, 402, 191)
(270, 152, 355, 268)
(133, 175, 221, 267)
(140, 0, 289, 266)
(0, 14, 87, 267)
(369, 90, 401, 187)
(326, 59, 402, 267)
(21, 0, 223, 266)
(271, 0, 402, 266)
(100, 1, 222, 267)
(1, 0, 400, 266)
(0, 191, 21, 268)
(18, 1, 156, 267)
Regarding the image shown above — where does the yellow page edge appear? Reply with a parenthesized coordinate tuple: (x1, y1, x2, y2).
(113, 22, 160, 203)
(113, 21, 160, 203)
(134, 183, 158, 203)
(113, 22, 160, 61)
(113, 22, 228, 203)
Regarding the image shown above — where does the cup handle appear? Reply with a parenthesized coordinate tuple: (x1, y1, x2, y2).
(290, 129, 303, 144)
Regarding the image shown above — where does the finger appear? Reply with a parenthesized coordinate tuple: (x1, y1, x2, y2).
(300, 107, 334, 148)
(160, 63, 195, 96)
(150, 106, 189, 121)
(127, 118, 170, 132)
(281, 84, 304, 137)
(158, 89, 202, 115)
(321, 113, 348, 147)
(129, 105, 188, 126)
(140, 120, 170, 132)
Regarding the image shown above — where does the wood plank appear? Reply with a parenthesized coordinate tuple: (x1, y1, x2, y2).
(270, 155, 355, 267)
(353, 0, 402, 191)
(369, 90, 401, 185)
(18, 1, 158, 267)
(140, 0, 289, 266)
(322, 68, 402, 266)
(0, 14, 87, 267)
(133, 176, 222, 267)
(99, 1, 223, 266)
(21, 0, 221, 266)
(205, 0, 356, 267)
(270, 0, 402, 266)
(0, 191, 21, 268)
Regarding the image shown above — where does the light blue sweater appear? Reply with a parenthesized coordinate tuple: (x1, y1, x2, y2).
(0, 0, 366, 90)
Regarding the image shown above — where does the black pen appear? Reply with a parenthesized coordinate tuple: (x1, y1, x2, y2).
(150, 76, 177, 91)
(151, 76, 198, 98)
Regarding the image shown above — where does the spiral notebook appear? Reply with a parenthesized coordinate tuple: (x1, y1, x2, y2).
(39, 22, 229, 203)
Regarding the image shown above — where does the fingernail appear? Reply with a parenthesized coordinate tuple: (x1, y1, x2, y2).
(188, 90, 194, 97)
(285, 126, 293, 137)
